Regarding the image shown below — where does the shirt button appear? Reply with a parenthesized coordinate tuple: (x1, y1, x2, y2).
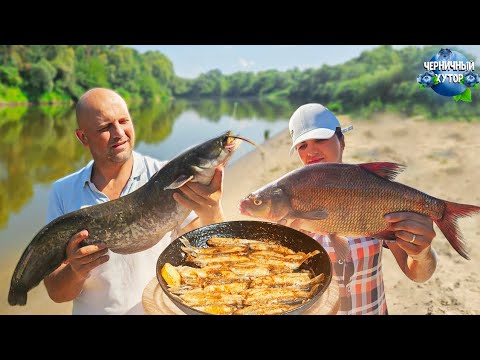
(338, 259, 344, 264)
(346, 285, 351, 293)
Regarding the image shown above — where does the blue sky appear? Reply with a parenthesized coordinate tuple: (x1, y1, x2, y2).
(127, 45, 480, 79)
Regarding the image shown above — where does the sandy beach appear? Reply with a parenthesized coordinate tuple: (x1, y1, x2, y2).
(3, 113, 480, 315)
(223, 113, 480, 315)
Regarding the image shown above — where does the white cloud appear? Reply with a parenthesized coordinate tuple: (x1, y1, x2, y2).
(238, 58, 255, 69)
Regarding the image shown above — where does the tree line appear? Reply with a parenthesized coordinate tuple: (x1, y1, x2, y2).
(0, 45, 174, 103)
(1, 45, 479, 119)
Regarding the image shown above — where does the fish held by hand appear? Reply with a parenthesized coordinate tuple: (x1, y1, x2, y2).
(239, 162, 480, 260)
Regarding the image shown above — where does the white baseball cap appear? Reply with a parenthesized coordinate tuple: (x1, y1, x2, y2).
(288, 103, 353, 156)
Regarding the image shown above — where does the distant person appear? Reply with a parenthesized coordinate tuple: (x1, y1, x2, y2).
(283, 103, 438, 314)
(43, 88, 225, 315)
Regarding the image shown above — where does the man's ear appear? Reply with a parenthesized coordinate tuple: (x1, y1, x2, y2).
(75, 129, 88, 145)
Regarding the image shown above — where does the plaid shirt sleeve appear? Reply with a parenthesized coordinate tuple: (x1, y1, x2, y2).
(313, 234, 388, 315)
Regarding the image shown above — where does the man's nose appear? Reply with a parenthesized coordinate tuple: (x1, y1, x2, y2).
(111, 122, 126, 138)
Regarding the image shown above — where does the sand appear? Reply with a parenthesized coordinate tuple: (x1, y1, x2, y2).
(222, 113, 480, 315)
(3, 113, 479, 315)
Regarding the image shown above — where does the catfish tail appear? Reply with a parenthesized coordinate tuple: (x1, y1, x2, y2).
(8, 284, 27, 306)
(434, 200, 480, 260)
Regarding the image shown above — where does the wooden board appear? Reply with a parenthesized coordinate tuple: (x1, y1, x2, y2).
(142, 276, 340, 315)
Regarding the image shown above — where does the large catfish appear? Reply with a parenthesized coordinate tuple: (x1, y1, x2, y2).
(239, 162, 480, 260)
(9, 131, 250, 306)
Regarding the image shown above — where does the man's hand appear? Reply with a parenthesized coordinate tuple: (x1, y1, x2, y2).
(64, 230, 110, 280)
(44, 229, 110, 303)
(173, 166, 225, 225)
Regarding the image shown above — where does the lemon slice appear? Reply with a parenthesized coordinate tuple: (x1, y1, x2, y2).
(161, 263, 181, 286)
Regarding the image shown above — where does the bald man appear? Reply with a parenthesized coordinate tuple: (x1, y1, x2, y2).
(44, 88, 225, 315)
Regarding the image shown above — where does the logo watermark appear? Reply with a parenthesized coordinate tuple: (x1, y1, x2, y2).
(417, 48, 479, 102)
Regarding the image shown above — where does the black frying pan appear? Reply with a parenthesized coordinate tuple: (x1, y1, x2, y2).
(156, 220, 332, 315)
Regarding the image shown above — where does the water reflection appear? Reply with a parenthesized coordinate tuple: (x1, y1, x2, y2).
(0, 98, 297, 229)
(181, 98, 297, 122)
(0, 106, 88, 229)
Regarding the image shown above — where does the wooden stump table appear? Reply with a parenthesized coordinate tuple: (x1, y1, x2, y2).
(142, 276, 340, 315)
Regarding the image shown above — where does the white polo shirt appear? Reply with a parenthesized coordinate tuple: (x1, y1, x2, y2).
(46, 151, 195, 315)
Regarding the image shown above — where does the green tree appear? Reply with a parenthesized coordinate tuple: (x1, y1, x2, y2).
(0, 66, 22, 86)
(23, 59, 57, 99)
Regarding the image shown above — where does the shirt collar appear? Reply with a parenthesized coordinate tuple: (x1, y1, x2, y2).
(131, 151, 145, 179)
(81, 150, 144, 187)
(81, 160, 94, 187)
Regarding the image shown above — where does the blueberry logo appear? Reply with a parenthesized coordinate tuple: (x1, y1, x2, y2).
(416, 70, 436, 88)
(463, 70, 480, 88)
(417, 48, 478, 102)
(438, 48, 454, 62)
